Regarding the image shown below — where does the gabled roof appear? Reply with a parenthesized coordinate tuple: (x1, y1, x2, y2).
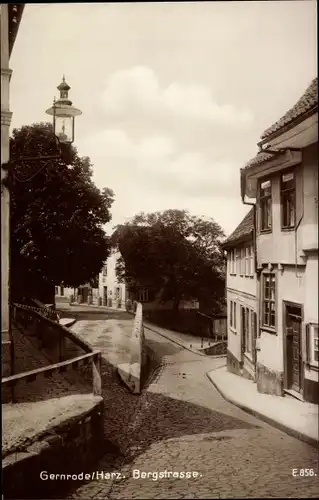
(222, 208, 254, 249)
(260, 77, 318, 140)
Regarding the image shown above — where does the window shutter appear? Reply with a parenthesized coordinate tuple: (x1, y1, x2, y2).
(305, 324, 310, 366)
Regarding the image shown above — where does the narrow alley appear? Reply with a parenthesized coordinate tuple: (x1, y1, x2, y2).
(61, 309, 318, 500)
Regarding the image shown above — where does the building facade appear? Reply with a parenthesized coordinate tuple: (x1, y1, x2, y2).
(98, 250, 127, 308)
(223, 209, 258, 381)
(1, 4, 24, 377)
(239, 77, 318, 404)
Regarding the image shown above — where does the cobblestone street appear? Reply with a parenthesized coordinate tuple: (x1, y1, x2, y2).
(62, 312, 319, 500)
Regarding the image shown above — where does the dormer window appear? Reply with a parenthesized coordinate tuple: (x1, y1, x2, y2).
(259, 179, 272, 232)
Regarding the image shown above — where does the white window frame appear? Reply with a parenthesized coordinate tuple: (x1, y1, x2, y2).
(229, 249, 235, 274)
(240, 247, 245, 276)
(259, 179, 272, 232)
(235, 249, 241, 275)
(280, 170, 296, 230)
(245, 246, 250, 277)
(262, 273, 276, 329)
(307, 323, 319, 367)
(229, 300, 237, 332)
(249, 245, 254, 276)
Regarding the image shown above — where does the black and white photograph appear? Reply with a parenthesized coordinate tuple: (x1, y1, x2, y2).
(1, 1, 318, 499)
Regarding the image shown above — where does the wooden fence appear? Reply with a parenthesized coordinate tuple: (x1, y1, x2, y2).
(2, 303, 102, 401)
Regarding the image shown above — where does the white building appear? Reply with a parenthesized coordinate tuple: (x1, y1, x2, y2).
(223, 209, 257, 381)
(55, 284, 74, 301)
(239, 77, 318, 404)
(98, 250, 126, 308)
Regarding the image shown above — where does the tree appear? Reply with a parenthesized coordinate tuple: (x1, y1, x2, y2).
(112, 209, 226, 312)
(7, 122, 114, 303)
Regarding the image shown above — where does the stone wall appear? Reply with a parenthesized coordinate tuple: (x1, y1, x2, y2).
(227, 349, 241, 376)
(118, 302, 147, 394)
(256, 362, 284, 396)
(2, 400, 104, 500)
(201, 341, 227, 356)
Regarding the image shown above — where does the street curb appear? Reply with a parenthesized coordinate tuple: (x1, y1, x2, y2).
(69, 303, 126, 312)
(143, 322, 226, 359)
(205, 371, 319, 449)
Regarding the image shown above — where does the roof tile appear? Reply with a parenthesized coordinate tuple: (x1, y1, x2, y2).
(222, 208, 254, 248)
(261, 78, 318, 140)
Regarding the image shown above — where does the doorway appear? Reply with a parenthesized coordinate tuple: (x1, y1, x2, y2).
(285, 303, 303, 394)
(103, 286, 107, 306)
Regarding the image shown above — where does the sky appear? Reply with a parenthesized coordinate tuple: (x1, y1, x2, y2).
(10, 1, 317, 237)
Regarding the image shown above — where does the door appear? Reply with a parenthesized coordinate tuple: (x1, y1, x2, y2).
(103, 286, 107, 306)
(286, 305, 302, 393)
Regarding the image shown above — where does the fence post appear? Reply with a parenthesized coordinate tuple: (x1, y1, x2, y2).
(92, 354, 102, 396)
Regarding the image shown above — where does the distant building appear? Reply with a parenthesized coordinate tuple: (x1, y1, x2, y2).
(223, 209, 257, 381)
(55, 284, 74, 300)
(98, 250, 126, 308)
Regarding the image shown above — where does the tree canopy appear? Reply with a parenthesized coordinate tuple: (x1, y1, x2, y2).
(112, 209, 226, 312)
(7, 122, 114, 302)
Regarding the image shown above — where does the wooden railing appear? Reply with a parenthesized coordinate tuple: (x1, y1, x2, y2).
(2, 303, 102, 400)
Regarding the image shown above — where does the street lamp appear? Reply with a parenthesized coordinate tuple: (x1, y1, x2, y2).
(2, 76, 82, 184)
(46, 76, 82, 145)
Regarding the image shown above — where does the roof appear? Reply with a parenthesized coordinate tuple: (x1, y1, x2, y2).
(222, 208, 254, 248)
(260, 78, 318, 140)
(243, 150, 275, 170)
(8, 4, 25, 57)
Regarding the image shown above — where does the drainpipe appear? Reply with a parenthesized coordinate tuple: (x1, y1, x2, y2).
(295, 168, 304, 278)
(240, 169, 258, 273)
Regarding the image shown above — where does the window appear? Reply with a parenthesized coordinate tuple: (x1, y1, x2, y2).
(249, 246, 254, 276)
(229, 300, 237, 331)
(251, 310, 257, 347)
(102, 264, 107, 276)
(138, 288, 149, 302)
(240, 248, 245, 275)
(245, 307, 251, 353)
(259, 179, 272, 231)
(281, 171, 295, 229)
(245, 246, 251, 276)
(306, 323, 319, 366)
(230, 300, 233, 327)
(229, 249, 235, 274)
(235, 249, 241, 274)
(60, 284, 64, 296)
(242, 308, 255, 354)
(262, 274, 276, 328)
